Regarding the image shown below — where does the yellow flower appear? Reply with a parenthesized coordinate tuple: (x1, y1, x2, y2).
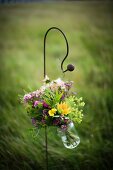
(48, 108, 57, 117)
(57, 102, 71, 115)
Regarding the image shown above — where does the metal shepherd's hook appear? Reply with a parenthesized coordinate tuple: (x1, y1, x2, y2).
(43, 27, 75, 170)
(44, 27, 75, 78)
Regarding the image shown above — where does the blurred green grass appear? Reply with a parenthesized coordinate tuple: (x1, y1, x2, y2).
(0, 2, 113, 170)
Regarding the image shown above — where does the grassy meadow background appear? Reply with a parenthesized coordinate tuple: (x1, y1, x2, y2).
(0, 2, 113, 170)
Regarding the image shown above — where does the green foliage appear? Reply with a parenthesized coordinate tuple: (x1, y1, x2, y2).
(65, 96, 85, 123)
(43, 88, 63, 107)
(27, 105, 43, 119)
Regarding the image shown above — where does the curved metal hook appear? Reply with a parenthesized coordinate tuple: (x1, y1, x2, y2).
(44, 27, 69, 78)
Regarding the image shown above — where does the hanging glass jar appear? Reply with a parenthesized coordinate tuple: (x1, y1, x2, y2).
(58, 121, 80, 149)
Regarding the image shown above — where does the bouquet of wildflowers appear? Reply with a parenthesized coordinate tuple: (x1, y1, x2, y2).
(22, 76, 85, 149)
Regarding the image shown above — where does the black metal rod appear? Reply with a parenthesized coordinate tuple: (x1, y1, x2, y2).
(45, 126, 48, 170)
(44, 27, 69, 77)
(43, 27, 69, 170)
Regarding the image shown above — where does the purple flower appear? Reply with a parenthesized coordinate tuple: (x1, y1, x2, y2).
(24, 94, 32, 103)
(63, 118, 69, 124)
(41, 117, 46, 124)
(64, 82, 73, 90)
(53, 117, 61, 126)
(42, 101, 49, 108)
(61, 94, 65, 100)
(43, 109, 48, 116)
(61, 124, 67, 131)
(31, 118, 37, 126)
(34, 101, 39, 107)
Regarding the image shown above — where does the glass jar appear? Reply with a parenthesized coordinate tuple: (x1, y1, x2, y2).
(58, 121, 80, 149)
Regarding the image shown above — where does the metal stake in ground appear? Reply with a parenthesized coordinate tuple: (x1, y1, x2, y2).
(43, 27, 75, 170)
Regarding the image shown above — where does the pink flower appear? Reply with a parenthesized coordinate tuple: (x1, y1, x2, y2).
(34, 101, 39, 107)
(24, 94, 32, 102)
